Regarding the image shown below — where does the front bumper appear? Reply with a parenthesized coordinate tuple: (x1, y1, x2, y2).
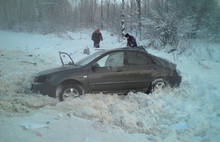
(31, 82, 56, 98)
(175, 74, 182, 87)
(169, 71, 182, 87)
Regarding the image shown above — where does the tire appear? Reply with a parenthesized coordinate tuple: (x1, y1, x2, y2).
(56, 84, 84, 101)
(150, 79, 167, 93)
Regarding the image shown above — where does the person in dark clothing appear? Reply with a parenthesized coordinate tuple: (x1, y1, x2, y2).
(125, 33, 137, 48)
(91, 29, 103, 48)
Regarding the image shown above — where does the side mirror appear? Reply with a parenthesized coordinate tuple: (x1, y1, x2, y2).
(91, 63, 99, 71)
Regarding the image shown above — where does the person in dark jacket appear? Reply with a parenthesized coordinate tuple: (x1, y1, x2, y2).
(125, 33, 137, 48)
(91, 29, 103, 48)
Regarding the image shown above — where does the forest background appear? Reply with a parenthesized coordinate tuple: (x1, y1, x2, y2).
(0, 0, 220, 47)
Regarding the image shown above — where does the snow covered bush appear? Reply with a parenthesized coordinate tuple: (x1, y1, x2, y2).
(143, 13, 196, 50)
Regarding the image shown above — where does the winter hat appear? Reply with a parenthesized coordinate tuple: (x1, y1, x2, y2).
(125, 33, 130, 37)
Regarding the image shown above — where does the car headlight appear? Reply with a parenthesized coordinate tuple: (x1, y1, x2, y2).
(34, 75, 49, 83)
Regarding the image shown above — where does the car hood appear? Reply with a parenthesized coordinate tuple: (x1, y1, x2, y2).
(36, 65, 81, 76)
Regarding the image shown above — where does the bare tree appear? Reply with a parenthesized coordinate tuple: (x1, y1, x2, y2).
(0, 0, 219, 42)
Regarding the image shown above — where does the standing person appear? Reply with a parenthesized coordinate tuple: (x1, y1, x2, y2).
(91, 29, 103, 48)
(125, 33, 137, 48)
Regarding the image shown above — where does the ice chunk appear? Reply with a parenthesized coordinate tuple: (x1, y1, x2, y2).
(20, 122, 48, 129)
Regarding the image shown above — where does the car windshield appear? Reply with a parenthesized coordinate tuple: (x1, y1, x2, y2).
(76, 51, 105, 66)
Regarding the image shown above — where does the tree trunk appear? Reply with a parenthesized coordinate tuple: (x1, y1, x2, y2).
(130, 0, 133, 32)
(166, 0, 169, 13)
(101, 0, 104, 29)
(147, 0, 150, 16)
(106, 0, 110, 29)
(144, 0, 147, 16)
(136, 0, 142, 40)
(121, 0, 126, 36)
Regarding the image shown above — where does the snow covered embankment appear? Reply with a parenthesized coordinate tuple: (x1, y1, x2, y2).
(0, 30, 220, 142)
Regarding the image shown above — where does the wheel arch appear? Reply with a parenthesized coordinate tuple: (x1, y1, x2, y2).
(60, 79, 83, 86)
(55, 79, 85, 98)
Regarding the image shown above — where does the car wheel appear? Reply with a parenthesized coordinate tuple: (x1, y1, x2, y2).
(151, 79, 167, 93)
(56, 84, 84, 101)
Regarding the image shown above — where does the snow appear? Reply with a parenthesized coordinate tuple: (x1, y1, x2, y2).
(171, 122, 188, 131)
(0, 30, 220, 142)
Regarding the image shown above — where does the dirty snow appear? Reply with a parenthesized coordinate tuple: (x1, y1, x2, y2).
(0, 30, 220, 142)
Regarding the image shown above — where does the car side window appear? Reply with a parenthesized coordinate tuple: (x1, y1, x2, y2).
(126, 52, 152, 65)
(96, 55, 109, 67)
(96, 52, 124, 67)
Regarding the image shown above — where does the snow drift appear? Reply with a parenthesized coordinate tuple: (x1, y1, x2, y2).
(0, 30, 220, 142)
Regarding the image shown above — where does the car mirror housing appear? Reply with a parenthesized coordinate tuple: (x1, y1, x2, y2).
(91, 63, 99, 71)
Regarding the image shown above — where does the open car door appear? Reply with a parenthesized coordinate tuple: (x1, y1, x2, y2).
(59, 51, 74, 66)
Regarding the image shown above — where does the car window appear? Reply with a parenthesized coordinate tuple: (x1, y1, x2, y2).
(96, 55, 109, 67)
(96, 52, 124, 67)
(76, 51, 105, 66)
(126, 52, 152, 65)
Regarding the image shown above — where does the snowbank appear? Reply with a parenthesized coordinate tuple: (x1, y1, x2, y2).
(0, 30, 220, 142)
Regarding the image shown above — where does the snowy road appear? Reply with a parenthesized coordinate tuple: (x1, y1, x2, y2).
(0, 30, 220, 142)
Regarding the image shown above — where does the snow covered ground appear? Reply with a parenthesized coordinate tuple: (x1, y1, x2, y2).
(0, 30, 220, 142)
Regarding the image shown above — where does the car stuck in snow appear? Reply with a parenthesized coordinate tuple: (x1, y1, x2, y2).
(32, 47, 181, 101)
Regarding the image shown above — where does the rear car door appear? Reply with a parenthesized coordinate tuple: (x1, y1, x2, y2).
(88, 51, 128, 92)
(122, 51, 157, 90)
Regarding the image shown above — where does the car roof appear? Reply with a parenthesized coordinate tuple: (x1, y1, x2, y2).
(105, 47, 147, 53)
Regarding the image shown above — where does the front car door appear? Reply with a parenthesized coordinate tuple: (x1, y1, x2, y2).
(88, 51, 127, 92)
